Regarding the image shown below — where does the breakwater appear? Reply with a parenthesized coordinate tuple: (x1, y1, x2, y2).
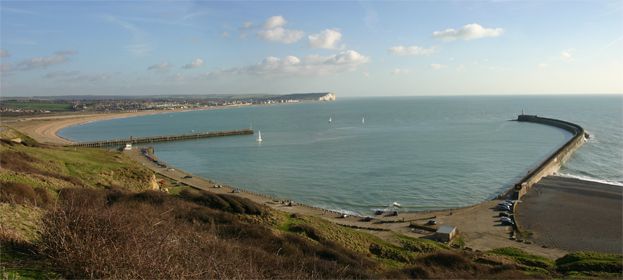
(68, 129, 253, 147)
(510, 115, 588, 200)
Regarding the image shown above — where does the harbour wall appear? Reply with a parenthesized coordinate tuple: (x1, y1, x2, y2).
(68, 129, 253, 148)
(509, 115, 587, 200)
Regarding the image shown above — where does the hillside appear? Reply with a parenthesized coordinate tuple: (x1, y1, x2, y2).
(0, 127, 621, 279)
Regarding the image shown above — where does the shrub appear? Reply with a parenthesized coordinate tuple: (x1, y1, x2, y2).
(0, 182, 38, 205)
(489, 247, 554, 270)
(290, 224, 323, 242)
(0, 182, 53, 207)
(556, 252, 623, 274)
(370, 243, 416, 263)
(38, 188, 374, 279)
(178, 189, 266, 215)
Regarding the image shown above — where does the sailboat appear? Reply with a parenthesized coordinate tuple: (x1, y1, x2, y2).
(362, 116, 365, 124)
(328, 117, 332, 123)
(256, 130, 263, 142)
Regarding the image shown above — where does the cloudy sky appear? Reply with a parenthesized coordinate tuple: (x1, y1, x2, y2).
(1, 1, 622, 97)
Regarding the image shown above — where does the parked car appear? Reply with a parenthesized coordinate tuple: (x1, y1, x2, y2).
(500, 218, 514, 225)
(497, 205, 511, 211)
(427, 219, 437, 225)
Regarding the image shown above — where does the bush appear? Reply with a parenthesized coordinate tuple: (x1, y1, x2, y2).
(370, 243, 416, 263)
(290, 224, 323, 242)
(38, 188, 373, 279)
(556, 252, 623, 274)
(400, 237, 447, 253)
(489, 247, 555, 270)
(0, 182, 53, 207)
(178, 189, 265, 215)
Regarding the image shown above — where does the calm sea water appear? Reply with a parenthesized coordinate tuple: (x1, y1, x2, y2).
(61, 95, 623, 214)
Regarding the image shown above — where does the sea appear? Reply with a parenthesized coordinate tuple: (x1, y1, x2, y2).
(60, 95, 623, 214)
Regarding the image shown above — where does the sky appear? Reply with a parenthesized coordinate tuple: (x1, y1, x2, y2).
(1, 0, 622, 97)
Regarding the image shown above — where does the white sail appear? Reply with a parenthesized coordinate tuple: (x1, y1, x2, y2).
(362, 116, 365, 124)
(257, 130, 263, 142)
(329, 117, 332, 123)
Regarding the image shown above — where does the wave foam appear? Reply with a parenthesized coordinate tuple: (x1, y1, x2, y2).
(556, 172, 623, 187)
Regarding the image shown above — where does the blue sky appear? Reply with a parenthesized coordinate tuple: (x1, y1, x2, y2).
(1, 1, 622, 97)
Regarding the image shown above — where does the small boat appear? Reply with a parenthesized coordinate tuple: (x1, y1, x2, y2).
(329, 117, 332, 123)
(362, 116, 365, 124)
(257, 130, 263, 142)
(392, 201, 401, 207)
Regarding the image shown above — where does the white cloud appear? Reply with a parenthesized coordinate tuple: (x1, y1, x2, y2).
(222, 31, 230, 38)
(203, 50, 369, 77)
(258, 16, 304, 44)
(430, 63, 447, 70)
(263, 15, 286, 29)
(147, 62, 173, 71)
(13, 50, 77, 71)
(388, 45, 436, 56)
(183, 58, 204, 69)
(560, 49, 574, 61)
(239, 21, 254, 38)
(391, 68, 410, 75)
(0, 49, 9, 58)
(433, 23, 503, 41)
(308, 29, 342, 49)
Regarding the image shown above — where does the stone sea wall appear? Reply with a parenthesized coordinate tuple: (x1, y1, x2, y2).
(511, 115, 587, 200)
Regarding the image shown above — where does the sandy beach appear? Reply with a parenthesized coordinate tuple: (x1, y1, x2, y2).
(1, 106, 251, 145)
(2, 111, 172, 145)
(515, 176, 623, 254)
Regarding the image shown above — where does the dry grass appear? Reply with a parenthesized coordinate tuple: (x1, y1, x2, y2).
(38, 188, 375, 279)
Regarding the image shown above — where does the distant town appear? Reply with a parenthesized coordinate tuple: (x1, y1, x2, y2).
(0, 92, 336, 115)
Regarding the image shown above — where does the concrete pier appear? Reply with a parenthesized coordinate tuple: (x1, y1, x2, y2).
(510, 115, 588, 199)
(68, 128, 253, 148)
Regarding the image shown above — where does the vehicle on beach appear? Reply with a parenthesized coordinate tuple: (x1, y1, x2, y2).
(427, 219, 437, 225)
(500, 217, 515, 225)
(499, 212, 513, 217)
(497, 205, 512, 211)
(183, 175, 192, 179)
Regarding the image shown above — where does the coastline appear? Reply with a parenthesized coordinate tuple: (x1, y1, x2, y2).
(1, 104, 252, 145)
(4, 109, 616, 257)
(126, 147, 568, 259)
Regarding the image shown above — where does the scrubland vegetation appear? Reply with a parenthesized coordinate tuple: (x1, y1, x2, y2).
(1, 127, 621, 279)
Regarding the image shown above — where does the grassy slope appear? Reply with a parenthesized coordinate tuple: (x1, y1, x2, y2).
(0, 127, 156, 278)
(0, 127, 621, 278)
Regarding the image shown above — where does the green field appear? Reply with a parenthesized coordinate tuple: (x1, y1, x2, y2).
(1, 101, 73, 112)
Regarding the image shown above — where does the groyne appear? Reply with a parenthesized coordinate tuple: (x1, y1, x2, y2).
(509, 114, 588, 200)
(68, 129, 253, 148)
